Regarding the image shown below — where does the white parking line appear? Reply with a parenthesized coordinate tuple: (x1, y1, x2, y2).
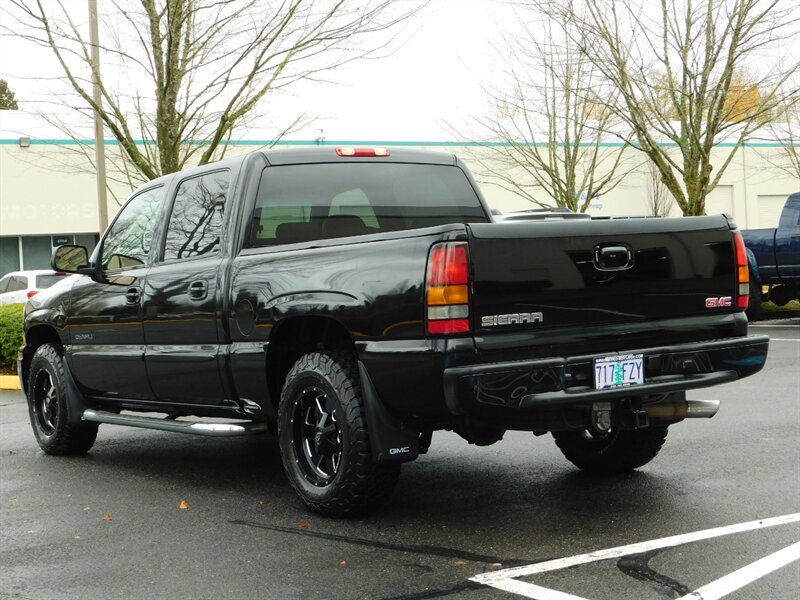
(471, 513, 800, 600)
(750, 324, 800, 328)
(768, 338, 800, 342)
(676, 541, 800, 600)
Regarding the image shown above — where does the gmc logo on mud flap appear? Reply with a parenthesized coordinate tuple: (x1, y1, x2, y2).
(389, 447, 410, 455)
(705, 296, 732, 308)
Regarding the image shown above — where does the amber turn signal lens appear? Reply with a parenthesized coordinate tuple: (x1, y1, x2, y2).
(738, 266, 749, 283)
(427, 285, 469, 306)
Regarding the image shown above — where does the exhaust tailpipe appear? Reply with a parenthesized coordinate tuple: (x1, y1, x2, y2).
(645, 399, 720, 420)
(686, 399, 721, 418)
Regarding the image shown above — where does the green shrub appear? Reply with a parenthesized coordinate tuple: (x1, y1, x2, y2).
(762, 299, 800, 312)
(0, 304, 24, 369)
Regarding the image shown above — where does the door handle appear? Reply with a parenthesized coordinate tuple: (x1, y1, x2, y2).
(188, 280, 208, 300)
(125, 287, 141, 305)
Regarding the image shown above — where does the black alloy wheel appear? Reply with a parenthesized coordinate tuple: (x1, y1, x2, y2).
(32, 368, 59, 436)
(292, 385, 343, 486)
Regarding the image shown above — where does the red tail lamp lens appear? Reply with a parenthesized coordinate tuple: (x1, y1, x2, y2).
(428, 318, 470, 335)
(733, 232, 749, 309)
(426, 242, 470, 335)
(427, 244, 468, 286)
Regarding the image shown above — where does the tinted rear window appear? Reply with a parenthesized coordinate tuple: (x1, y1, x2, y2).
(35, 274, 67, 289)
(248, 163, 488, 247)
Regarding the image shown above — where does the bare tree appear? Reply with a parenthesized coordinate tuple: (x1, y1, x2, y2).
(471, 4, 631, 212)
(548, 0, 800, 215)
(761, 83, 800, 180)
(645, 160, 673, 216)
(2, 0, 420, 184)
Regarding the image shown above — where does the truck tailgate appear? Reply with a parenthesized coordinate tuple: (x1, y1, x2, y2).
(468, 216, 738, 335)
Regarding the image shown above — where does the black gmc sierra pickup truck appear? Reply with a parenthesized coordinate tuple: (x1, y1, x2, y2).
(20, 147, 769, 516)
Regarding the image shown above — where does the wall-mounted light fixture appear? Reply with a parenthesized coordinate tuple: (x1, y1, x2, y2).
(18, 137, 31, 148)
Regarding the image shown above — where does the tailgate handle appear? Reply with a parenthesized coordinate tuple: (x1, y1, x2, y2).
(594, 244, 633, 271)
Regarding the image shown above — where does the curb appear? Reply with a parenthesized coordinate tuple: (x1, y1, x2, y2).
(0, 375, 21, 390)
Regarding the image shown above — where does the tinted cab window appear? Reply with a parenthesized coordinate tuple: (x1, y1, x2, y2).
(101, 186, 164, 271)
(163, 171, 229, 261)
(248, 163, 487, 247)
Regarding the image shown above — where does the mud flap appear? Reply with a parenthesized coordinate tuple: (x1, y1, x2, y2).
(63, 361, 91, 426)
(358, 361, 420, 463)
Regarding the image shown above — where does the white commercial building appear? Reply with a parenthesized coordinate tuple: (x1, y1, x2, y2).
(0, 111, 797, 277)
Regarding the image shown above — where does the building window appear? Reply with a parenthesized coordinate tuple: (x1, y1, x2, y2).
(0, 237, 21, 277)
(21, 236, 52, 270)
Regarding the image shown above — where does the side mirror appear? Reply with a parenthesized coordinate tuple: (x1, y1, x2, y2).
(52, 245, 90, 273)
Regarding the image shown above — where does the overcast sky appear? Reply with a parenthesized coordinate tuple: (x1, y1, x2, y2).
(0, 0, 516, 142)
(282, 0, 514, 141)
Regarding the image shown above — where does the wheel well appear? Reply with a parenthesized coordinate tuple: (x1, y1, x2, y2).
(266, 316, 356, 410)
(20, 325, 62, 393)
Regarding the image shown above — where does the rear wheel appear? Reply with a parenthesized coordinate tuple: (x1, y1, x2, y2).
(277, 352, 400, 517)
(552, 426, 668, 474)
(27, 344, 98, 455)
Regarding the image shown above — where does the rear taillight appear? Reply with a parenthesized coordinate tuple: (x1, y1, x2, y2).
(27, 291, 38, 299)
(733, 231, 749, 309)
(426, 242, 470, 335)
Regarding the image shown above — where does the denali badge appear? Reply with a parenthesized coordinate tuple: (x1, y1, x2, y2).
(705, 296, 732, 308)
(482, 312, 544, 327)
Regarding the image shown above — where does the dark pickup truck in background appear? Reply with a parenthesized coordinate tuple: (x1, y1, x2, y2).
(742, 192, 800, 318)
(20, 148, 769, 516)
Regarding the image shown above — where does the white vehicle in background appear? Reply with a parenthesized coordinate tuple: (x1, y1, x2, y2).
(0, 270, 68, 306)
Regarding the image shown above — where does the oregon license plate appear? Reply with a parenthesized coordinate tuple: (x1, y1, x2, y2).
(594, 354, 644, 390)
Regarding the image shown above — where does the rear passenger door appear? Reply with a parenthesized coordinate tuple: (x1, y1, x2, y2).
(142, 169, 230, 405)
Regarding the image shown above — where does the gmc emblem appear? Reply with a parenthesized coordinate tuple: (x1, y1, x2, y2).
(705, 296, 732, 308)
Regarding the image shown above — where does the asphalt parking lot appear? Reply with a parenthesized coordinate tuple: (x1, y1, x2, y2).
(1, 319, 798, 600)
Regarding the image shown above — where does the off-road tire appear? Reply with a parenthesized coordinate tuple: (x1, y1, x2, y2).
(27, 343, 98, 455)
(552, 426, 668, 475)
(277, 352, 400, 517)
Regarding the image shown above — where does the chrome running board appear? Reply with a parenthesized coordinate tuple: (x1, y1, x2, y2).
(82, 409, 268, 437)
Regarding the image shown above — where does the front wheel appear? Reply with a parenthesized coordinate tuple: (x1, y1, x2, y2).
(277, 352, 400, 517)
(552, 426, 668, 475)
(26, 343, 98, 455)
